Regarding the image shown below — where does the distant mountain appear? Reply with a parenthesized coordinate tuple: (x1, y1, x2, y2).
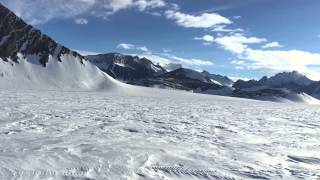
(125, 68, 223, 92)
(234, 71, 314, 90)
(201, 70, 234, 86)
(0, 3, 118, 90)
(162, 68, 212, 83)
(86, 54, 227, 92)
(265, 71, 314, 87)
(232, 71, 320, 103)
(86, 53, 166, 81)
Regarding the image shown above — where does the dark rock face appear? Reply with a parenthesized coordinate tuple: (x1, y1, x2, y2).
(233, 79, 261, 90)
(86, 53, 166, 81)
(0, 3, 83, 66)
(128, 68, 223, 91)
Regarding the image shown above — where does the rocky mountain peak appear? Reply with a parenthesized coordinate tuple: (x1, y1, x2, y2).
(0, 3, 83, 66)
(266, 71, 314, 86)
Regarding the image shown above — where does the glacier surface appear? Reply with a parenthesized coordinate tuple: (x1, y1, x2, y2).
(0, 89, 319, 180)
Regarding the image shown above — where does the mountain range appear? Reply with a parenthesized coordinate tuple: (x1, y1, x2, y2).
(1, 3, 320, 104)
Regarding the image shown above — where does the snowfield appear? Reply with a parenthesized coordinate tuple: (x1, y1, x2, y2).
(0, 89, 319, 180)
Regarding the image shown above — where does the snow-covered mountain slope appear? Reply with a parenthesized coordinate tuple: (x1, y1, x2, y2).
(281, 92, 320, 105)
(0, 89, 319, 180)
(0, 53, 124, 90)
(86, 53, 166, 81)
(0, 3, 122, 90)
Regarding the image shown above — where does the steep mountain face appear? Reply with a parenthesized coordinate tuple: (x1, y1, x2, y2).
(86, 53, 166, 81)
(0, 3, 120, 90)
(201, 71, 234, 86)
(0, 4, 83, 66)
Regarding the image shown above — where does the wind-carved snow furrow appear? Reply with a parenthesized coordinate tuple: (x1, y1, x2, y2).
(150, 166, 236, 179)
(0, 90, 319, 180)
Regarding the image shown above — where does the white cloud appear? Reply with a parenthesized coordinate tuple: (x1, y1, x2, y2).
(194, 35, 214, 44)
(1, 0, 166, 24)
(212, 33, 320, 80)
(136, 52, 214, 68)
(75, 18, 89, 25)
(262, 42, 283, 49)
(163, 54, 214, 66)
(214, 34, 267, 54)
(165, 10, 231, 28)
(231, 60, 245, 65)
(211, 25, 243, 33)
(117, 43, 150, 52)
(232, 16, 242, 19)
(73, 49, 101, 56)
(136, 46, 149, 52)
(162, 48, 171, 53)
(242, 49, 320, 80)
(117, 43, 136, 50)
(107, 0, 166, 13)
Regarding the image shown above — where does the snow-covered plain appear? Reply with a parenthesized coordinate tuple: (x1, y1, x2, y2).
(0, 88, 319, 180)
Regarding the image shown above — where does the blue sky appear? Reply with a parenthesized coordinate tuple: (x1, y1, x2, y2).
(2, 0, 320, 80)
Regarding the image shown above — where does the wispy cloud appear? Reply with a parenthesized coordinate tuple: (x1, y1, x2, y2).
(165, 10, 231, 29)
(75, 18, 88, 25)
(73, 49, 101, 56)
(127, 46, 215, 68)
(211, 25, 243, 33)
(1, 0, 166, 24)
(262, 42, 283, 49)
(163, 54, 214, 66)
(117, 43, 136, 50)
(203, 33, 267, 54)
(117, 43, 149, 52)
(136, 46, 149, 52)
(194, 35, 215, 44)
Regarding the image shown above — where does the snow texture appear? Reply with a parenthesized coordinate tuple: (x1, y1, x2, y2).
(0, 88, 319, 180)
